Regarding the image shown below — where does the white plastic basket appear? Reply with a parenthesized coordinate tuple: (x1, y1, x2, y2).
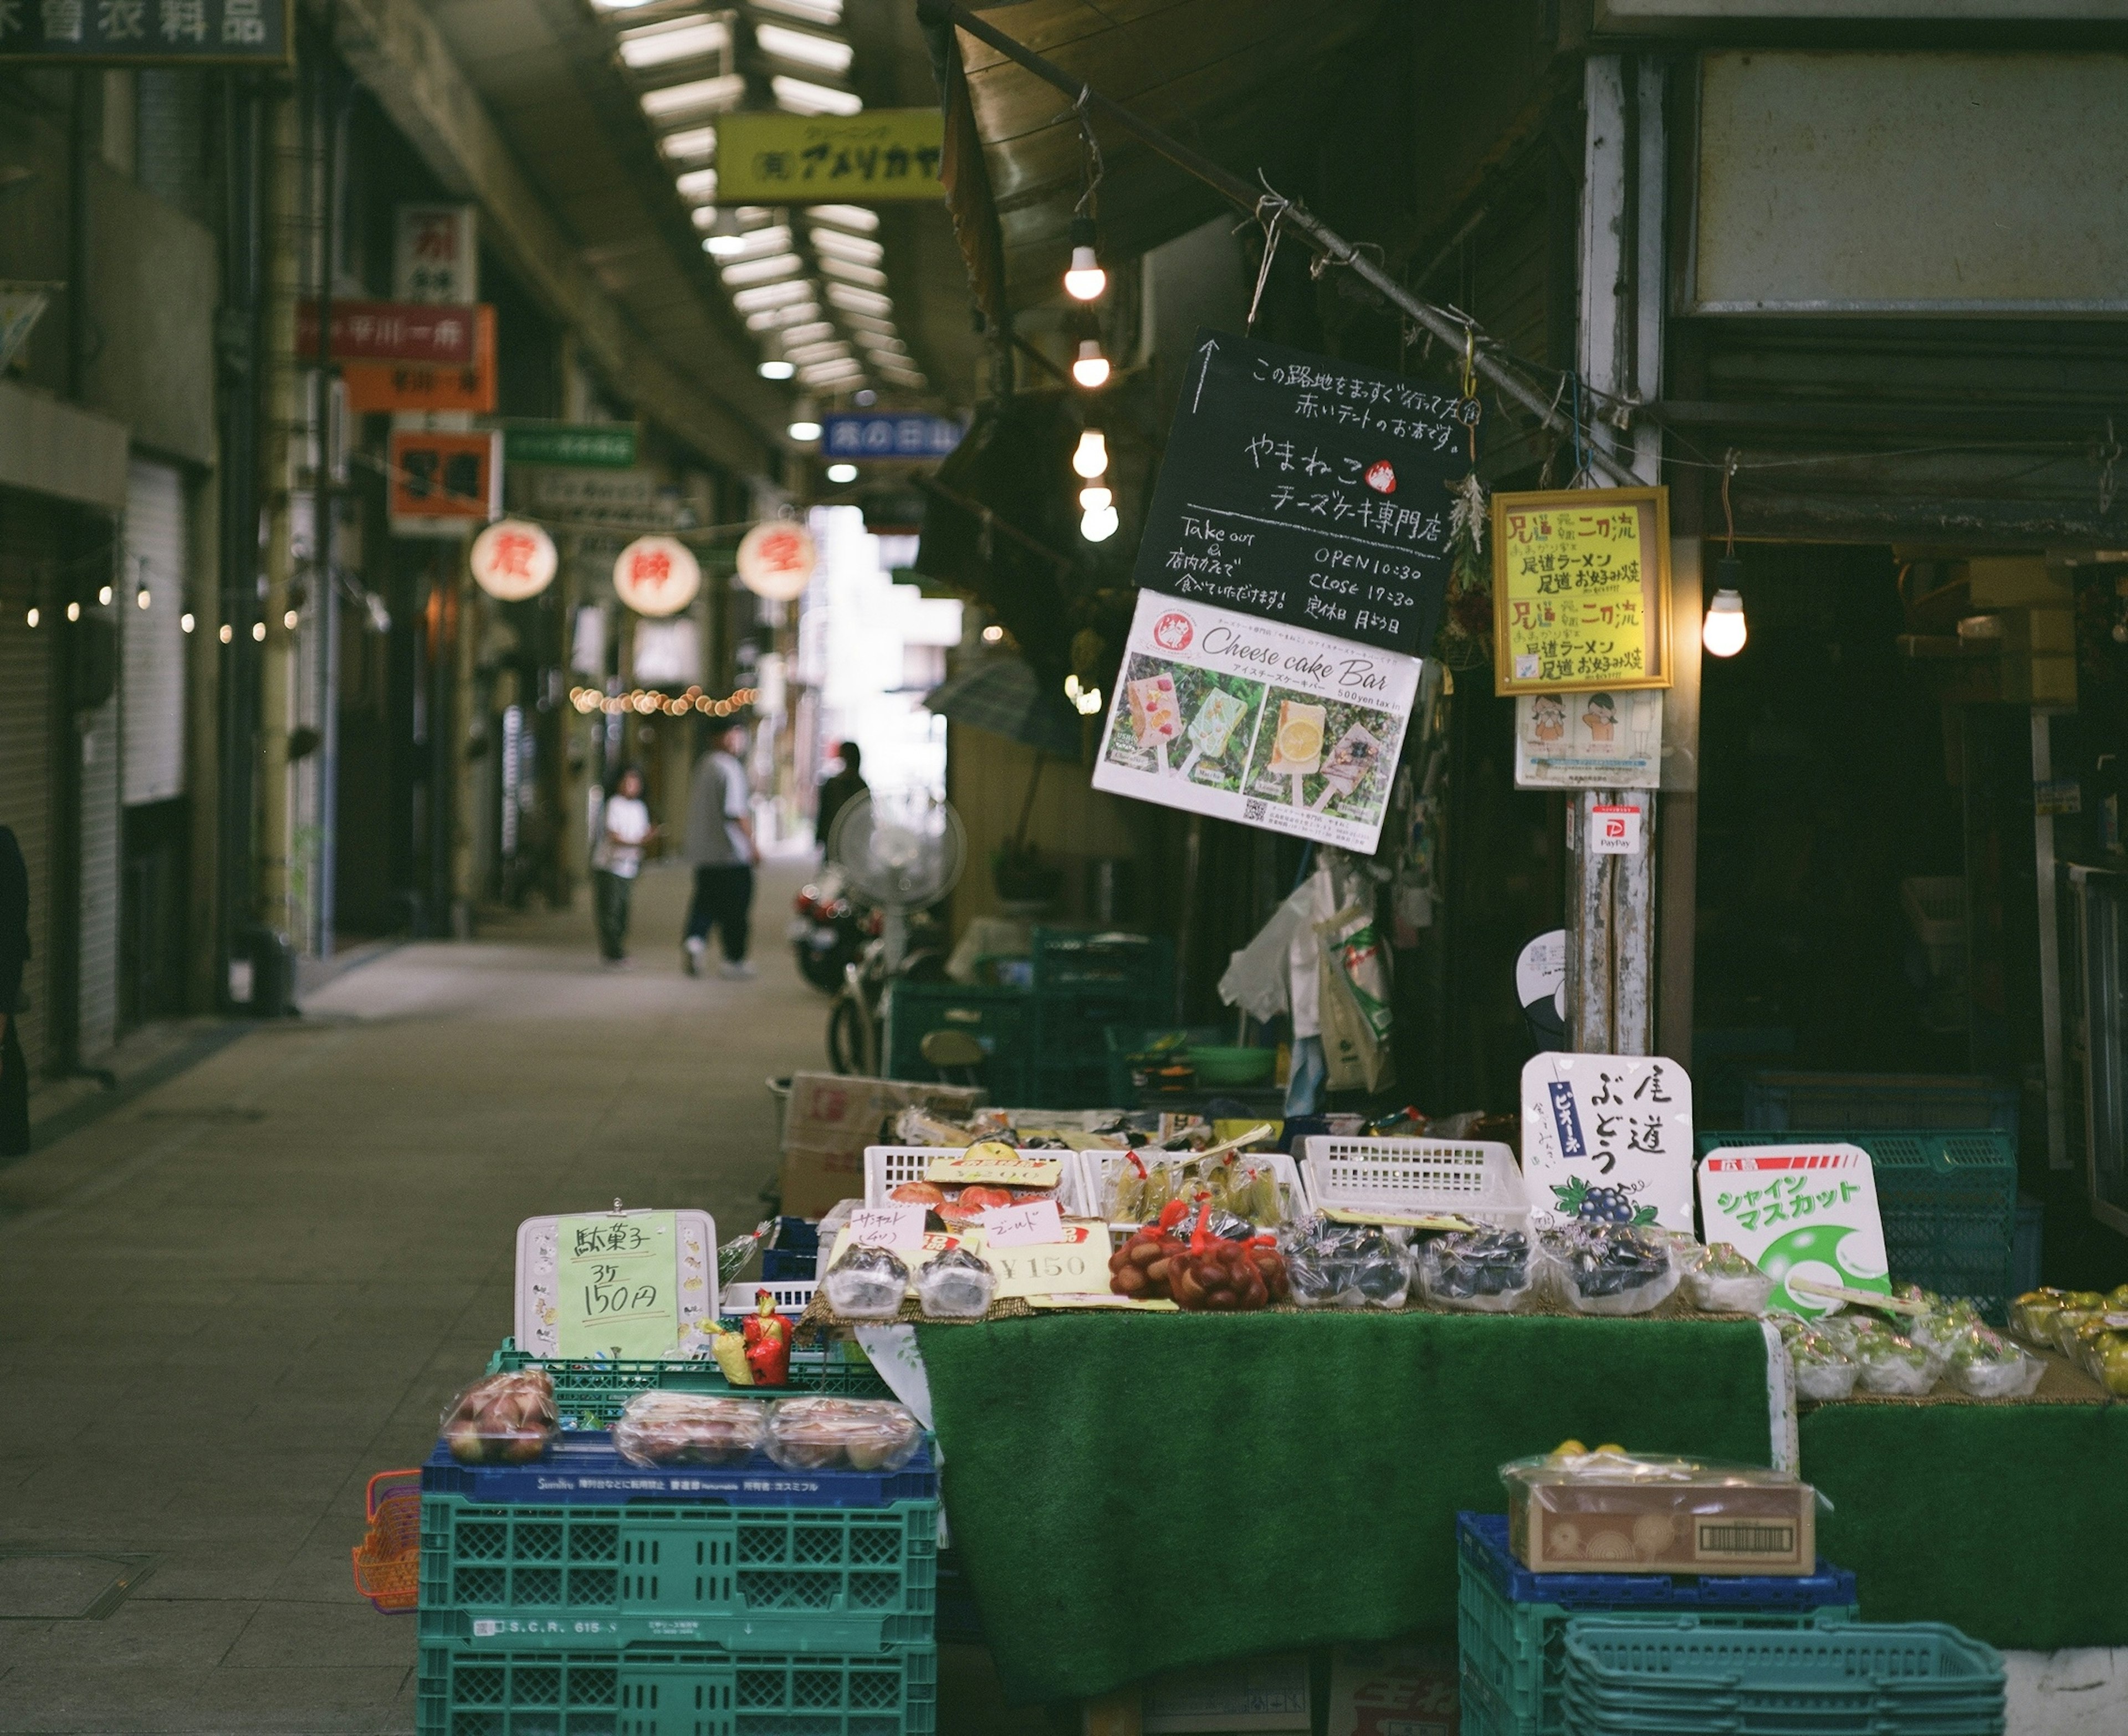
(1078, 1147, 1311, 1227)
(1298, 1136, 1528, 1230)
(719, 1278, 817, 1320)
(862, 1146, 1090, 1216)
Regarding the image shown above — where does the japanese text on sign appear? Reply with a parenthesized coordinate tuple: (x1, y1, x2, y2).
(0, 0, 288, 62)
(296, 300, 477, 365)
(1521, 1052, 1696, 1229)
(1492, 487, 1671, 694)
(1698, 1145, 1892, 1317)
(715, 110, 945, 204)
(821, 413, 962, 460)
(555, 1210, 678, 1358)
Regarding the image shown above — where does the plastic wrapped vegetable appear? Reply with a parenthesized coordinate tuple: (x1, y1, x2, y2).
(1943, 1324, 2044, 1399)
(441, 1369, 557, 1465)
(1109, 1198, 1191, 1299)
(1542, 1225, 1680, 1317)
(822, 1243, 910, 1320)
(612, 1391, 768, 1467)
(764, 1396, 923, 1472)
(916, 1244, 996, 1320)
(1418, 1227, 1539, 1314)
(1855, 1334, 1943, 1396)
(1164, 1198, 1288, 1312)
(2088, 1330, 2128, 1397)
(2010, 1288, 2079, 1346)
(1281, 1216, 1411, 1310)
(1681, 1242, 1774, 1315)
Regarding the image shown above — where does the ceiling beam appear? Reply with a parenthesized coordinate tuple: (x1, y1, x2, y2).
(329, 0, 780, 478)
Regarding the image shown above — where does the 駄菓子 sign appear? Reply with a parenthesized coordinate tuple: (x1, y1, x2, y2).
(1490, 485, 1672, 695)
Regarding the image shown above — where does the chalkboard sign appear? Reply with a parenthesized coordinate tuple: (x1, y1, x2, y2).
(1133, 328, 1464, 656)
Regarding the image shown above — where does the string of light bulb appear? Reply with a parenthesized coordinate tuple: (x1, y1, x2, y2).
(569, 684, 760, 718)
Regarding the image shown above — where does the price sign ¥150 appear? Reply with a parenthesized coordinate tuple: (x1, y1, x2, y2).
(554, 1211, 678, 1358)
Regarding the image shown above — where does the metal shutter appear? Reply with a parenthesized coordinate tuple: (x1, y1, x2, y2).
(122, 459, 187, 805)
(0, 491, 56, 1075)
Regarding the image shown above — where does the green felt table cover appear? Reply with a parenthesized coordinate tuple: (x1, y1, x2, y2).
(917, 1312, 1776, 1704)
(1799, 1399, 2128, 1651)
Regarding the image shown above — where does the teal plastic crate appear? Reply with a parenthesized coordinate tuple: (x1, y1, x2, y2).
(881, 982, 1030, 1101)
(1742, 1072, 2017, 1140)
(1457, 1534, 1854, 1736)
(1100, 1025, 1227, 1105)
(418, 1494, 935, 1654)
(416, 1640, 937, 1736)
(1697, 1129, 2017, 1322)
(487, 1341, 891, 1427)
(1558, 1618, 2003, 1736)
(1029, 928, 1172, 998)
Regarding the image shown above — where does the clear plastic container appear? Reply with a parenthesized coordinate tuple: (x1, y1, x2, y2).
(915, 1245, 996, 1320)
(1281, 1216, 1411, 1310)
(1418, 1227, 1541, 1314)
(765, 1396, 923, 1472)
(1944, 1324, 2044, 1399)
(822, 1243, 910, 1320)
(611, 1390, 768, 1467)
(1855, 1335, 1943, 1395)
(1681, 1242, 1775, 1315)
(1543, 1226, 1680, 1317)
(441, 1369, 557, 1466)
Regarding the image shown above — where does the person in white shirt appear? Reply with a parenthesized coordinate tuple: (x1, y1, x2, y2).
(682, 720, 759, 979)
(590, 766, 657, 966)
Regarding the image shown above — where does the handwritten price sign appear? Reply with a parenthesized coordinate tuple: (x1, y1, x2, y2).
(847, 1206, 929, 1248)
(988, 1225, 1111, 1299)
(555, 1210, 677, 1358)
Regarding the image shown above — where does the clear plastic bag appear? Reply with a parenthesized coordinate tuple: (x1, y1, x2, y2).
(764, 1396, 923, 1472)
(1418, 1227, 1539, 1314)
(1910, 1297, 1984, 1359)
(823, 1243, 910, 1320)
(1780, 1320, 1859, 1401)
(1681, 1242, 1775, 1315)
(1943, 1323, 2044, 1399)
(441, 1369, 557, 1465)
(916, 1245, 996, 1320)
(1855, 1335, 1944, 1395)
(1543, 1225, 1680, 1317)
(611, 1390, 768, 1467)
(1281, 1216, 1411, 1310)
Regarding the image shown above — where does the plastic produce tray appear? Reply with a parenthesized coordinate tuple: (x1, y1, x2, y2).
(488, 1334, 890, 1426)
(1559, 1617, 2003, 1736)
(1078, 1147, 1310, 1226)
(1456, 1514, 1856, 1736)
(1300, 1137, 1528, 1228)
(416, 1639, 937, 1736)
(861, 1146, 1090, 1215)
(418, 1493, 935, 1653)
(421, 1433, 937, 1510)
(1697, 1130, 2017, 1321)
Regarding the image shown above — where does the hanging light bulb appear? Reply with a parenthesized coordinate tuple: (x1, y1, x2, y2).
(25, 603, 39, 628)
(826, 462, 858, 483)
(1078, 483, 1112, 512)
(284, 608, 300, 631)
(1071, 338, 1110, 390)
(180, 611, 196, 634)
(787, 398, 821, 443)
(1703, 565, 1748, 658)
(97, 584, 112, 606)
(1080, 503, 1119, 543)
(759, 358, 796, 380)
(136, 585, 151, 610)
(219, 623, 233, 643)
(66, 600, 80, 622)
(252, 620, 266, 642)
(1071, 428, 1108, 478)
(1063, 214, 1106, 301)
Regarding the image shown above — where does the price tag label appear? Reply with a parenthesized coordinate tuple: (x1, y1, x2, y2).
(555, 1210, 678, 1358)
(980, 1199, 1064, 1247)
(988, 1226, 1111, 1299)
(847, 1206, 928, 1249)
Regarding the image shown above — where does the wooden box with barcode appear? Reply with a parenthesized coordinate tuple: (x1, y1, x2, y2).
(1508, 1478, 1817, 1575)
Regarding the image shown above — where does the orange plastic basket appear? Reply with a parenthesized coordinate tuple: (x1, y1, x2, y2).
(351, 1468, 422, 1614)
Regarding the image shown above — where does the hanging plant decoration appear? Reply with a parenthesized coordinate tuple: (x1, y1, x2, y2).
(1431, 471, 1493, 671)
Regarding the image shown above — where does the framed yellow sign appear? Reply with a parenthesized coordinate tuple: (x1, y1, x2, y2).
(1491, 486, 1672, 694)
(715, 110, 944, 204)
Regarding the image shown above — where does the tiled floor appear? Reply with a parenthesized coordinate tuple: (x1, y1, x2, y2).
(0, 862, 835, 1734)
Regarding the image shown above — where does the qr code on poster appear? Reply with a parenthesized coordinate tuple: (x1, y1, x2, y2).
(1244, 799, 1266, 822)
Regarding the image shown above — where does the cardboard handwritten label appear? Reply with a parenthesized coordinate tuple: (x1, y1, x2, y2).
(980, 1199, 1065, 1247)
(1588, 802, 1645, 856)
(1698, 1144, 1892, 1318)
(555, 1211, 678, 1358)
(1491, 487, 1672, 694)
(1520, 1053, 1695, 1229)
(847, 1206, 928, 1249)
(922, 1149, 1063, 1190)
(1134, 327, 1462, 654)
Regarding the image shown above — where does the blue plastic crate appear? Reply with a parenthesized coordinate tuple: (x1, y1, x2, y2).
(760, 1248, 816, 1282)
(416, 1639, 937, 1736)
(422, 1433, 937, 1510)
(1457, 1515, 1856, 1736)
(417, 1493, 935, 1654)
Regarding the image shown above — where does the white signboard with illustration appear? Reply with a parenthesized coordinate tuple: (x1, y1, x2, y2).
(1513, 689, 1661, 789)
(1520, 1053, 1695, 1229)
(1697, 1143, 1892, 1318)
(1091, 589, 1420, 853)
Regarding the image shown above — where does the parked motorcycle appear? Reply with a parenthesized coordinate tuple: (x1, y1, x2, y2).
(789, 868, 868, 994)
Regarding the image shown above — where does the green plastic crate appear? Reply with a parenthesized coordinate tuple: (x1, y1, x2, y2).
(487, 1341, 891, 1428)
(1100, 1025, 1227, 1105)
(1697, 1129, 2017, 1322)
(418, 1494, 937, 1654)
(1459, 1565, 1853, 1736)
(881, 982, 1030, 1102)
(416, 1640, 937, 1736)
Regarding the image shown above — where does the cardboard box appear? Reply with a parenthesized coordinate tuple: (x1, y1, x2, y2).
(2004, 652, 2078, 707)
(778, 1072, 980, 1217)
(1327, 1640, 1457, 1736)
(1508, 1475, 1817, 1575)
(1142, 1654, 1311, 1734)
(1963, 557, 2068, 608)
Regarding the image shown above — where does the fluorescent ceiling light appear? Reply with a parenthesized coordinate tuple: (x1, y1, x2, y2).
(639, 74, 746, 120)
(825, 282, 892, 316)
(676, 168, 719, 203)
(731, 278, 817, 313)
(809, 228, 883, 265)
(591, 0, 662, 9)
(759, 359, 796, 380)
(856, 334, 907, 354)
(754, 23, 852, 75)
(809, 203, 879, 233)
(719, 253, 806, 286)
(771, 75, 862, 116)
(702, 222, 791, 259)
(785, 340, 852, 363)
(753, 0, 841, 22)
(817, 257, 887, 289)
(746, 301, 822, 330)
(841, 313, 897, 337)
(618, 15, 731, 68)
(801, 365, 866, 388)
(779, 321, 837, 346)
(660, 126, 718, 162)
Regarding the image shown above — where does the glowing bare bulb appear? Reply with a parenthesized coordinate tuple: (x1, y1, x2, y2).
(1702, 589, 1748, 658)
(1078, 484, 1112, 511)
(136, 587, 151, 610)
(219, 623, 233, 643)
(1063, 247, 1106, 302)
(1071, 429, 1108, 478)
(1071, 339, 1110, 390)
(25, 605, 38, 628)
(252, 621, 265, 642)
(98, 584, 112, 606)
(1080, 504, 1119, 543)
(180, 611, 196, 633)
(284, 608, 299, 631)
(66, 601, 80, 622)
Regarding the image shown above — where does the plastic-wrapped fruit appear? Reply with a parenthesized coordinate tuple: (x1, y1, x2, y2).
(2092, 1332, 2128, 1397)
(1419, 1228, 1535, 1314)
(2011, 1288, 2072, 1346)
(1108, 1227, 1183, 1299)
(439, 1369, 559, 1465)
(1682, 1242, 1775, 1315)
(1282, 1216, 1411, 1310)
(1943, 1324, 2044, 1400)
(1911, 1298, 1983, 1359)
(764, 1396, 922, 1473)
(1542, 1225, 1679, 1317)
(1789, 1328, 1859, 1402)
(916, 1245, 996, 1320)
(612, 1391, 767, 1467)
(1856, 1335, 1942, 1396)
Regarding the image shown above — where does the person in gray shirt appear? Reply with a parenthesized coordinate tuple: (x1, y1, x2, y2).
(682, 720, 759, 978)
